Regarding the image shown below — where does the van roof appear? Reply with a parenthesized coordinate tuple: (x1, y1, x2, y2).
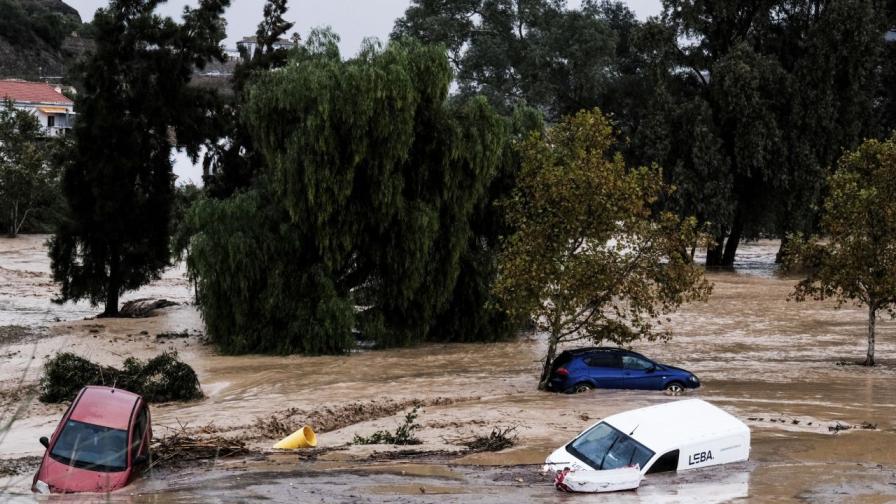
(69, 386, 141, 430)
(603, 399, 748, 456)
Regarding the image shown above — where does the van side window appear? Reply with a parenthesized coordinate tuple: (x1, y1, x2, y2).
(646, 449, 679, 474)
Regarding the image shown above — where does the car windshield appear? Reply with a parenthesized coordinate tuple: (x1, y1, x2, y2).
(50, 420, 128, 472)
(566, 422, 654, 470)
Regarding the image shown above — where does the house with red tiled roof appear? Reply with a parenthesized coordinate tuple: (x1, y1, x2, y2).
(0, 79, 75, 137)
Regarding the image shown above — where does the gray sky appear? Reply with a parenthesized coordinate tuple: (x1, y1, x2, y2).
(65, 0, 662, 184)
(67, 0, 663, 56)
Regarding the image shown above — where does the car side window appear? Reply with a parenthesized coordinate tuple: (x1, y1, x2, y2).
(131, 408, 148, 460)
(585, 353, 620, 368)
(622, 355, 653, 370)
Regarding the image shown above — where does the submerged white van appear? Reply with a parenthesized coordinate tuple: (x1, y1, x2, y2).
(545, 399, 750, 476)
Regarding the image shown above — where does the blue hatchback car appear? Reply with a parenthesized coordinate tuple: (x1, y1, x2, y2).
(546, 347, 700, 394)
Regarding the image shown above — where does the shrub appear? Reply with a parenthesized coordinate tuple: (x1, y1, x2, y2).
(39, 352, 203, 403)
(352, 405, 422, 445)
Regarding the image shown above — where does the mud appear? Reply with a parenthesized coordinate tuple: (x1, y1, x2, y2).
(1, 236, 896, 502)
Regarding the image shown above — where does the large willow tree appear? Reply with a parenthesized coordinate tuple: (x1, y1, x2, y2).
(188, 38, 512, 353)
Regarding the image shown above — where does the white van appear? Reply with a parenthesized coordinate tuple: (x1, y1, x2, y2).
(545, 399, 750, 475)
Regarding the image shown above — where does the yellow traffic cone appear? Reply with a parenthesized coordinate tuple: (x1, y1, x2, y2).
(273, 425, 317, 449)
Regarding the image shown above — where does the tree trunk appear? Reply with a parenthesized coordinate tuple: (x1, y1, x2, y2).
(104, 250, 121, 316)
(705, 234, 726, 267)
(775, 234, 790, 264)
(8, 205, 16, 237)
(721, 213, 743, 267)
(538, 332, 560, 391)
(864, 304, 876, 366)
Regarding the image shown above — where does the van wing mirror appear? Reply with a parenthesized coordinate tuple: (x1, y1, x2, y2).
(39, 436, 49, 448)
(134, 454, 149, 466)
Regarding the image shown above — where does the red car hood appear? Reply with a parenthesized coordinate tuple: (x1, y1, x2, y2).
(34, 455, 131, 493)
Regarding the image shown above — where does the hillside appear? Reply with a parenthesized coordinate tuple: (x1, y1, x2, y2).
(0, 0, 92, 79)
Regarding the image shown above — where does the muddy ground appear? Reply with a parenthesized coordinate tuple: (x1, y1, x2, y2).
(1, 235, 896, 502)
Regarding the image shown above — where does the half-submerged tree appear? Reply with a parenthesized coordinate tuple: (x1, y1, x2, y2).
(49, 0, 229, 316)
(786, 135, 896, 366)
(494, 109, 711, 390)
(0, 101, 61, 237)
(188, 38, 511, 353)
(631, 0, 888, 266)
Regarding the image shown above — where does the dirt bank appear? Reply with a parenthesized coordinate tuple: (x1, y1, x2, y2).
(1, 236, 895, 502)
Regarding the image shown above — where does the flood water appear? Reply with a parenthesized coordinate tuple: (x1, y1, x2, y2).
(1, 236, 895, 502)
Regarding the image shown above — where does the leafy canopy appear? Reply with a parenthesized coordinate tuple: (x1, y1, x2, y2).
(0, 101, 62, 236)
(788, 135, 896, 312)
(49, 0, 229, 315)
(628, 0, 889, 265)
(494, 109, 711, 387)
(392, 0, 633, 121)
(188, 38, 513, 353)
(786, 135, 896, 366)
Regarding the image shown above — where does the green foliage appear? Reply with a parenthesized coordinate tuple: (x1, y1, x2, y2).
(392, 0, 635, 121)
(39, 352, 203, 403)
(430, 106, 544, 342)
(203, 0, 296, 198)
(627, 0, 890, 265)
(353, 405, 422, 445)
(49, 0, 230, 315)
(494, 109, 711, 388)
(229, 40, 510, 349)
(186, 186, 355, 354)
(786, 135, 896, 366)
(0, 101, 63, 236)
(170, 183, 203, 261)
(0, 0, 79, 49)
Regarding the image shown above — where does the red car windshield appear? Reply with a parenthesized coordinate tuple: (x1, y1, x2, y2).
(50, 420, 128, 472)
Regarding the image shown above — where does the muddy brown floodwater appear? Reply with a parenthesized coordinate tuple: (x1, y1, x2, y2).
(1, 235, 895, 503)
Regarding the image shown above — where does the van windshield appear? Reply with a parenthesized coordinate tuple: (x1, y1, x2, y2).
(50, 420, 128, 472)
(566, 422, 654, 470)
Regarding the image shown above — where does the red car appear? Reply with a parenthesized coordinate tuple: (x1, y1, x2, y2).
(32, 386, 152, 494)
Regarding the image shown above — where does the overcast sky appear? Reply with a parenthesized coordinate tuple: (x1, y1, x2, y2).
(65, 0, 662, 184)
(67, 0, 663, 56)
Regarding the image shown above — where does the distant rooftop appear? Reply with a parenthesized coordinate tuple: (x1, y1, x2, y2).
(0, 79, 72, 105)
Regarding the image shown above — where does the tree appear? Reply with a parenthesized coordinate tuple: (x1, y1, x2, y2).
(628, 0, 889, 266)
(494, 109, 711, 390)
(49, 0, 229, 316)
(0, 101, 61, 237)
(786, 135, 896, 367)
(187, 38, 512, 353)
(202, 0, 295, 197)
(392, 0, 635, 121)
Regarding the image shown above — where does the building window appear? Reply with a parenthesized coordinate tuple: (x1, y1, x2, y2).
(47, 115, 55, 128)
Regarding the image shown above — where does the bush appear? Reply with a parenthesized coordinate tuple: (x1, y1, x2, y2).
(39, 352, 203, 403)
(352, 405, 422, 445)
(38, 353, 119, 403)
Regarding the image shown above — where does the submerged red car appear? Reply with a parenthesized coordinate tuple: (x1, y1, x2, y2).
(32, 386, 152, 494)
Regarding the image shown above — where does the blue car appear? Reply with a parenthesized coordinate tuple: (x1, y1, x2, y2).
(546, 347, 700, 394)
